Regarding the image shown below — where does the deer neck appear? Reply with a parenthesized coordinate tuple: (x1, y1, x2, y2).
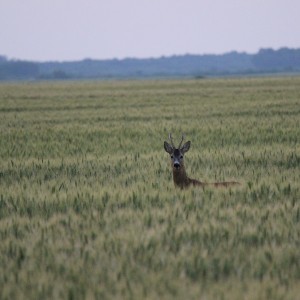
(172, 163, 191, 188)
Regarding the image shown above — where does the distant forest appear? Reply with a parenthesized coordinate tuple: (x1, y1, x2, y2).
(1, 48, 300, 80)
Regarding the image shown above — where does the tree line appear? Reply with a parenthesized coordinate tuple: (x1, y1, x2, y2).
(1, 48, 300, 80)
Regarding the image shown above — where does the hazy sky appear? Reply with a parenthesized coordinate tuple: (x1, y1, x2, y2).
(1, 0, 299, 61)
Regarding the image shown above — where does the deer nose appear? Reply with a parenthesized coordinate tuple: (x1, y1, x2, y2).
(174, 162, 180, 169)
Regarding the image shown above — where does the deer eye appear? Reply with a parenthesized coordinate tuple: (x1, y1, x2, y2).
(180, 155, 183, 159)
(171, 155, 174, 159)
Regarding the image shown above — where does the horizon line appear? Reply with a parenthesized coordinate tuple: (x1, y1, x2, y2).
(1, 46, 298, 64)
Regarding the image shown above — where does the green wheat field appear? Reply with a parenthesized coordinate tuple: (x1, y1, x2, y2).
(0, 77, 299, 299)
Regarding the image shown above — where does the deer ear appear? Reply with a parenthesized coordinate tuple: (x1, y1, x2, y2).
(164, 141, 173, 154)
(181, 141, 191, 154)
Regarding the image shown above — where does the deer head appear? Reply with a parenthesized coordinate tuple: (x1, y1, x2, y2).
(164, 134, 191, 171)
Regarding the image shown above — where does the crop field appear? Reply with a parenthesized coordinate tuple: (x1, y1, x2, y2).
(0, 77, 299, 299)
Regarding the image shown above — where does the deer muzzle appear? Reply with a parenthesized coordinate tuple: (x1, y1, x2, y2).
(173, 161, 180, 169)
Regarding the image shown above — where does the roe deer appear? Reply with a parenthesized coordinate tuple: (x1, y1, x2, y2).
(164, 134, 240, 189)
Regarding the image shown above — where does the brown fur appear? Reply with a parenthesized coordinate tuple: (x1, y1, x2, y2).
(164, 135, 240, 189)
(172, 162, 239, 189)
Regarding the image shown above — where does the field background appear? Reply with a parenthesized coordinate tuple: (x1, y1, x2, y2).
(0, 77, 299, 299)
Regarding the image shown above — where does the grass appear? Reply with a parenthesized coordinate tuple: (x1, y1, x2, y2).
(0, 77, 299, 299)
